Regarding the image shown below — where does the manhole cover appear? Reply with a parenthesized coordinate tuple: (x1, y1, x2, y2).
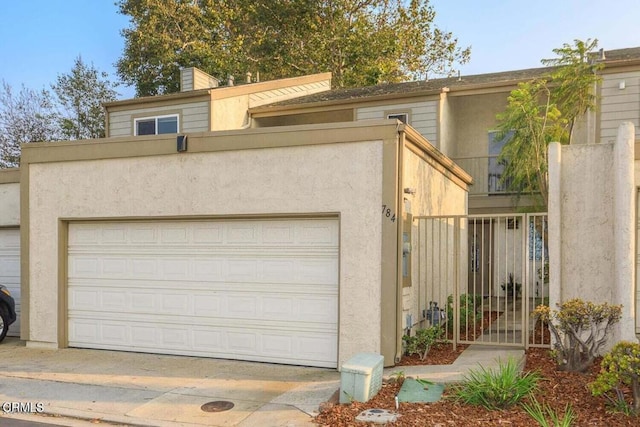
(201, 401, 235, 412)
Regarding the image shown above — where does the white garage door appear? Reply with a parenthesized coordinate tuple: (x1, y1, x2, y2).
(0, 228, 20, 337)
(67, 218, 339, 368)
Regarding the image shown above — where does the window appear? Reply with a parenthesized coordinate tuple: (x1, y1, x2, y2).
(386, 112, 409, 124)
(487, 130, 513, 193)
(134, 115, 179, 136)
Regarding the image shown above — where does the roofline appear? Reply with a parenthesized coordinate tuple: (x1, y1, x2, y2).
(249, 68, 550, 116)
(105, 72, 332, 109)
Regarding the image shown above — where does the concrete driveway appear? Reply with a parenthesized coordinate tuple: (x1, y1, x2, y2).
(0, 338, 340, 426)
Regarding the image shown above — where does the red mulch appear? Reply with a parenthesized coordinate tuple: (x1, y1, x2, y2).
(314, 347, 639, 426)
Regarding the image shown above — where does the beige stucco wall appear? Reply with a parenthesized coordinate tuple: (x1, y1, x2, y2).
(549, 123, 637, 346)
(558, 143, 615, 301)
(449, 92, 509, 159)
(0, 170, 20, 227)
(25, 136, 385, 366)
(401, 144, 468, 331)
(211, 81, 332, 131)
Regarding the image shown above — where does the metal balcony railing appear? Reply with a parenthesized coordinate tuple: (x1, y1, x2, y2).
(452, 156, 514, 195)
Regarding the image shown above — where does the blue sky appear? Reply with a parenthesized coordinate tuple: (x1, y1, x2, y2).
(1, 0, 639, 100)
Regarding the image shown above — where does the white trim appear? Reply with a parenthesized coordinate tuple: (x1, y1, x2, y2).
(133, 114, 180, 136)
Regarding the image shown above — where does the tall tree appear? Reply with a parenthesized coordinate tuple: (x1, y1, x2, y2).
(52, 56, 119, 140)
(0, 81, 60, 168)
(494, 39, 602, 207)
(116, 0, 471, 96)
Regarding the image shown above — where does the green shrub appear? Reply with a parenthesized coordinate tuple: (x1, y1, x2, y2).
(447, 294, 482, 332)
(522, 396, 576, 426)
(590, 341, 640, 415)
(452, 357, 540, 410)
(403, 325, 445, 361)
(533, 299, 622, 372)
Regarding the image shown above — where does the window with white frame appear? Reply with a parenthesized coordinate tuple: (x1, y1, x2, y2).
(134, 114, 179, 136)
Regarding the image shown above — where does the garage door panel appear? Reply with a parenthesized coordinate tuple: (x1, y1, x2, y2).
(68, 219, 339, 367)
(71, 285, 337, 324)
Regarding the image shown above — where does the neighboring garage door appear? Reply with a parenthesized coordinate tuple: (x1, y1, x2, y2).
(67, 218, 339, 368)
(0, 228, 20, 337)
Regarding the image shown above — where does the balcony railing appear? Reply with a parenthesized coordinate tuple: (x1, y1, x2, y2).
(452, 156, 513, 196)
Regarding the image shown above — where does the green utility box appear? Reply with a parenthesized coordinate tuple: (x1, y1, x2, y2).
(339, 353, 384, 403)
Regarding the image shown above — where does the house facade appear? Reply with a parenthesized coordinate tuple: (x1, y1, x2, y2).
(6, 46, 640, 368)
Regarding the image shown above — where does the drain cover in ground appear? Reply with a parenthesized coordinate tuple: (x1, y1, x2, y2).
(356, 408, 398, 424)
(397, 378, 444, 403)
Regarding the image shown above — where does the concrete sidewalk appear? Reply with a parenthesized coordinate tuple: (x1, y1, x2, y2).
(0, 338, 340, 426)
(0, 338, 525, 427)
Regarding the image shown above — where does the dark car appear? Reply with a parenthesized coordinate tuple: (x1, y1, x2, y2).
(0, 284, 17, 342)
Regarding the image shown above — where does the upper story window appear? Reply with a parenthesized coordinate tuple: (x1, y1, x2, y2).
(488, 130, 514, 193)
(386, 112, 409, 124)
(134, 114, 179, 136)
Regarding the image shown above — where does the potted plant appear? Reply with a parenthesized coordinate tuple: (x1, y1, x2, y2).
(501, 273, 521, 298)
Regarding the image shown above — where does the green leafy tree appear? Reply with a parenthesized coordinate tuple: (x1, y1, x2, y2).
(494, 39, 602, 207)
(116, 0, 471, 96)
(52, 56, 119, 140)
(0, 81, 60, 168)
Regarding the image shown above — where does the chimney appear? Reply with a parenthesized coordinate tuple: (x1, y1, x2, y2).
(180, 67, 219, 92)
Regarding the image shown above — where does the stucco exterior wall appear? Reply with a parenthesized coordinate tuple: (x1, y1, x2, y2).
(357, 100, 438, 146)
(401, 144, 468, 331)
(558, 143, 615, 302)
(449, 92, 510, 159)
(0, 170, 20, 227)
(26, 138, 385, 366)
(600, 71, 640, 143)
(550, 124, 637, 346)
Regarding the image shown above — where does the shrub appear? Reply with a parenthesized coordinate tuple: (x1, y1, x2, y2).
(452, 357, 540, 410)
(403, 325, 445, 361)
(533, 299, 622, 372)
(590, 341, 640, 415)
(447, 294, 482, 332)
(522, 396, 576, 426)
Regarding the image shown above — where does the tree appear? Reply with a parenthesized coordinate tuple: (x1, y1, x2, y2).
(494, 39, 602, 207)
(52, 56, 119, 140)
(0, 81, 60, 168)
(116, 0, 471, 96)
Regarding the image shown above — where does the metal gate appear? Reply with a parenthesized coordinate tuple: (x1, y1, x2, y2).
(415, 213, 549, 348)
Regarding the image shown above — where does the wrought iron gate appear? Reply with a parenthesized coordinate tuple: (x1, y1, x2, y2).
(415, 213, 549, 348)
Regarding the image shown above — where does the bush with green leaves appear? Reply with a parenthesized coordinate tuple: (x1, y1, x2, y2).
(447, 294, 482, 332)
(402, 325, 444, 361)
(452, 357, 540, 410)
(522, 396, 576, 427)
(590, 341, 640, 415)
(533, 299, 622, 372)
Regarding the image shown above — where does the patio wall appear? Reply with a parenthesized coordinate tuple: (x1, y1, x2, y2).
(548, 122, 637, 347)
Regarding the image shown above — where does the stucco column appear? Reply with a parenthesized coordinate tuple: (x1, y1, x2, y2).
(613, 122, 637, 342)
(548, 142, 562, 309)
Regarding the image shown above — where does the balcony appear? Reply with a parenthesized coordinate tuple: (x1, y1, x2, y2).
(452, 156, 513, 196)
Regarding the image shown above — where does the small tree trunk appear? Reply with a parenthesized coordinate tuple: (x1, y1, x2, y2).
(632, 378, 640, 413)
